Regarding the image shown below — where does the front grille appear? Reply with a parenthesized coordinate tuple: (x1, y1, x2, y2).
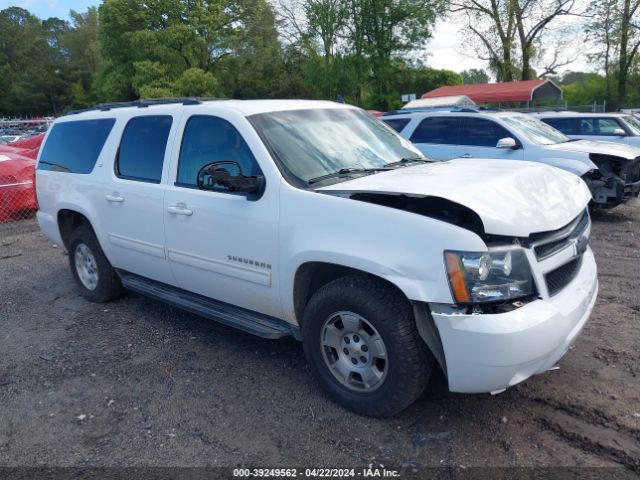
(545, 256, 583, 296)
(532, 209, 590, 261)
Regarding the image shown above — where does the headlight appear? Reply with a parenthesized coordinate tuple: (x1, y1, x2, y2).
(444, 248, 534, 304)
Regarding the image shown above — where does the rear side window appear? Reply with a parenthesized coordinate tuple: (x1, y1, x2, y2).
(410, 117, 460, 144)
(38, 119, 115, 174)
(116, 115, 173, 183)
(459, 118, 512, 147)
(542, 117, 578, 135)
(382, 118, 411, 133)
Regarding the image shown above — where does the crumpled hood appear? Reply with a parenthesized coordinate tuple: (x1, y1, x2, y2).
(546, 139, 640, 159)
(318, 159, 591, 237)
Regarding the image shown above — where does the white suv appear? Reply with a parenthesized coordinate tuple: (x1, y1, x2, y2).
(382, 109, 640, 208)
(36, 99, 597, 416)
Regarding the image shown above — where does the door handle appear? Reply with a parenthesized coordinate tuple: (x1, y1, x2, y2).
(167, 204, 193, 216)
(105, 193, 124, 203)
(460, 153, 473, 158)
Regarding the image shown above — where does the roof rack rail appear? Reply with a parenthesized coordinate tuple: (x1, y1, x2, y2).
(383, 105, 502, 116)
(66, 98, 203, 115)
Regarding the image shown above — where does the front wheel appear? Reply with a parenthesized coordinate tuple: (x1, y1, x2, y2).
(301, 275, 432, 417)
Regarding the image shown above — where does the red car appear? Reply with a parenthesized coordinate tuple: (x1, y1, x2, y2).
(0, 132, 44, 160)
(0, 148, 38, 223)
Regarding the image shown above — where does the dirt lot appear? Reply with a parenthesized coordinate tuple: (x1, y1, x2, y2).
(0, 205, 639, 476)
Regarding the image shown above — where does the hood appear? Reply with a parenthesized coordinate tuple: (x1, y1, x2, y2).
(318, 160, 591, 238)
(546, 139, 640, 160)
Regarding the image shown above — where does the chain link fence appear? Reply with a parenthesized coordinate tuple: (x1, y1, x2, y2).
(0, 133, 44, 224)
(507, 102, 608, 113)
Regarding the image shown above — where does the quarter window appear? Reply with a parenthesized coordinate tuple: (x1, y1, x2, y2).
(410, 117, 460, 144)
(38, 119, 115, 174)
(115, 115, 173, 183)
(459, 118, 513, 147)
(177, 116, 261, 190)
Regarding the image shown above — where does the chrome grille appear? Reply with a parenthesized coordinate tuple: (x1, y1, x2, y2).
(526, 208, 590, 297)
(531, 209, 590, 261)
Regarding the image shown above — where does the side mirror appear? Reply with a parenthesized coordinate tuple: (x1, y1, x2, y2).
(612, 128, 626, 136)
(197, 161, 264, 194)
(496, 137, 518, 149)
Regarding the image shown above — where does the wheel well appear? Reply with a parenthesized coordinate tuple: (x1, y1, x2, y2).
(293, 262, 406, 325)
(57, 209, 93, 250)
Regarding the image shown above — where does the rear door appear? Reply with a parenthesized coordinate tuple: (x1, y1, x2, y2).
(457, 117, 525, 161)
(408, 116, 460, 160)
(98, 114, 179, 284)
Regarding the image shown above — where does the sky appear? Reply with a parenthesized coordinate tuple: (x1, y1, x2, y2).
(0, 0, 98, 18)
(2, 0, 591, 76)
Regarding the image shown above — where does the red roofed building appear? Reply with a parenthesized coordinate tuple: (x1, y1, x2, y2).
(421, 79, 562, 105)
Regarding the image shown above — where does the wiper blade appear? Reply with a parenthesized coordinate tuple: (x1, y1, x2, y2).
(308, 167, 391, 185)
(384, 157, 432, 168)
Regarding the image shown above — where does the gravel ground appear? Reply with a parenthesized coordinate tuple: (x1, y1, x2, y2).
(0, 205, 639, 475)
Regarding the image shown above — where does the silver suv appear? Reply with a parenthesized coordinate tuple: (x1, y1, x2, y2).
(382, 109, 640, 209)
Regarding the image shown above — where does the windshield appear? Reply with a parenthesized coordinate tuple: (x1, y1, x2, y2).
(502, 115, 570, 145)
(622, 115, 640, 135)
(250, 108, 425, 186)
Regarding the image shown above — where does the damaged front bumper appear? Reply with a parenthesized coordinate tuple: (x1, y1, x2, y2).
(589, 177, 640, 208)
(587, 155, 640, 208)
(427, 248, 598, 394)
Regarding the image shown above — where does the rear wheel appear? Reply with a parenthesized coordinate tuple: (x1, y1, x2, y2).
(68, 224, 123, 303)
(302, 275, 432, 417)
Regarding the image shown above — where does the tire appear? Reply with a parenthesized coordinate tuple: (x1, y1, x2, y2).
(301, 275, 432, 417)
(68, 224, 123, 303)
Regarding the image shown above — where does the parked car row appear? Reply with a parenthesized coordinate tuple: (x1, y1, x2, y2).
(382, 108, 640, 209)
(35, 99, 599, 416)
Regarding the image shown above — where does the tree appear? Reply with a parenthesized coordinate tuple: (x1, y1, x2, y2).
(616, 0, 640, 105)
(587, 0, 640, 107)
(357, 0, 443, 104)
(277, 0, 444, 108)
(0, 7, 71, 115)
(452, 0, 518, 81)
(61, 8, 103, 108)
(452, 0, 580, 82)
(462, 68, 490, 83)
(513, 0, 578, 80)
(586, 0, 617, 103)
(560, 72, 607, 105)
(98, 0, 287, 101)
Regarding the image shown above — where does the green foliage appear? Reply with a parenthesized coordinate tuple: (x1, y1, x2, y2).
(0, 0, 468, 115)
(562, 75, 607, 105)
(462, 69, 490, 84)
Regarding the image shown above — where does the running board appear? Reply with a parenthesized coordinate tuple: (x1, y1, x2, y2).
(118, 271, 299, 340)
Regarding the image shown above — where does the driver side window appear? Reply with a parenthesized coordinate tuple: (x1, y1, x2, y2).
(176, 115, 261, 190)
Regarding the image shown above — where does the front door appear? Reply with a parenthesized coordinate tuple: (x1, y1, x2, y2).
(455, 117, 525, 161)
(163, 114, 282, 318)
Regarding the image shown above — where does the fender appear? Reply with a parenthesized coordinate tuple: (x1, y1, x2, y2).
(277, 184, 487, 324)
(534, 157, 596, 176)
